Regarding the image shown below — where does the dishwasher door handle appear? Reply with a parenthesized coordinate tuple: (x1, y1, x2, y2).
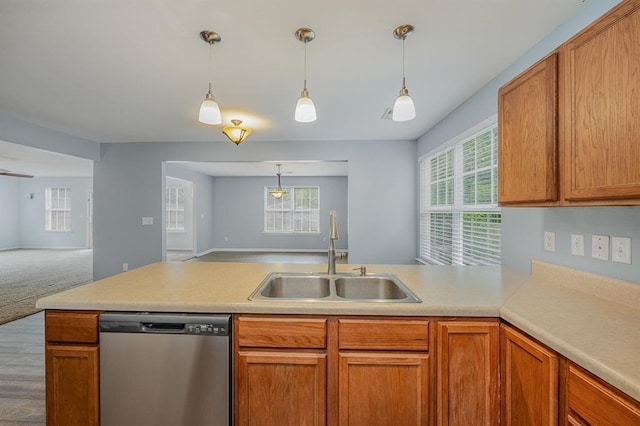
(141, 322, 186, 333)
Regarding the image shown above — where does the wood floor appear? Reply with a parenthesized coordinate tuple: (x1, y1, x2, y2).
(190, 250, 348, 264)
(0, 312, 45, 425)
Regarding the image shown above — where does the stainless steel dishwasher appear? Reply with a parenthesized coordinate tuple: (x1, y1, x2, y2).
(99, 312, 231, 426)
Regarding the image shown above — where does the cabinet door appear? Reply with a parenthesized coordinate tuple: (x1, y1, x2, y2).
(501, 324, 558, 426)
(561, 1, 640, 203)
(338, 352, 429, 426)
(437, 321, 499, 426)
(45, 344, 99, 426)
(566, 362, 640, 426)
(236, 351, 326, 426)
(498, 52, 558, 204)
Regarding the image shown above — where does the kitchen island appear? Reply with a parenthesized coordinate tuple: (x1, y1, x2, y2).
(37, 260, 640, 425)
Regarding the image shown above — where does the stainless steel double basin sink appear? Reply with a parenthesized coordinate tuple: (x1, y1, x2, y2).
(249, 272, 422, 303)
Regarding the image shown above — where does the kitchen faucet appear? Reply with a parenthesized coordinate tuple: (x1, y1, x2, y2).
(328, 210, 338, 274)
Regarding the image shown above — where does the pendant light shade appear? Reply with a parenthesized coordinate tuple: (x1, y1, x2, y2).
(392, 25, 416, 122)
(295, 89, 317, 123)
(269, 164, 289, 199)
(199, 89, 222, 125)
(198, 30, 222, 125)
(222, 119, 252, 146)
(294, 28, 317, 123)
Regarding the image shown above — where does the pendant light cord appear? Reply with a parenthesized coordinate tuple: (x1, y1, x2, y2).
(303, 41, 308, 91)
(402, 37, 406, 90)
(208, 42, 213, 94)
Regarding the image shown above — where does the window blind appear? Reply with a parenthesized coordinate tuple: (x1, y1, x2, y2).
(419, 124, 501, 266)
(166, 187, 185, 231)
(265, 186, 320, 233)
(45, 187, 71, 231)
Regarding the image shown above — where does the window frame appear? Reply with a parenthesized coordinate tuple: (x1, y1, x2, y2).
(45, 186, 72, 232)
(419, 115, 501, 266)
(264, 186, 321, 234)
(166, 186, 186, 233)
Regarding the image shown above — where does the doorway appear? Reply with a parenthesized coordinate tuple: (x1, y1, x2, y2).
(165, 176, 196, 261)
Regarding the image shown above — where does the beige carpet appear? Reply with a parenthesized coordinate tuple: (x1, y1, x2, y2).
(0, 249, 93, 325)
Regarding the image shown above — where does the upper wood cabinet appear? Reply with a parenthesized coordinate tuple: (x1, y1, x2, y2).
(498, 0, 640, 206)
(498, 52, 558, 205)
(560, 0, 640, 204)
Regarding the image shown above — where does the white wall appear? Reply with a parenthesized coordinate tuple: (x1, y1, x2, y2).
(93, 140, 416, 280)
(211, 176, 348, 251)
(0, 177, 20, 249)
(417, 0, 640, 283)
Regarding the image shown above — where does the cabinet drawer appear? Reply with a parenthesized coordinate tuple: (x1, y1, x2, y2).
(237, 316, 327, 349)
(567, 363, 640, 425)
(45, 310, 101, 344)
(338, 319, 429, 351)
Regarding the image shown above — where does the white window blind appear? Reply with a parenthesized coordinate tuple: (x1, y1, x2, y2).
(166, 186, 185, 231)
(265, 186, 320, 233)
(45, 187, 71, 231)
(419, 124, 501, 265)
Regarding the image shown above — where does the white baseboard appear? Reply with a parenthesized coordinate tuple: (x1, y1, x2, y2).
(8, 246, 91, 250)
(0, 246, 21, 252)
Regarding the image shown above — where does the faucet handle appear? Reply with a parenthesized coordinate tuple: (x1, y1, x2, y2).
(352, 266, 366, 276)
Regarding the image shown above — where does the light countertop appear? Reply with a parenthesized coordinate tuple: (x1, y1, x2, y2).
(37, 260, 640, 401)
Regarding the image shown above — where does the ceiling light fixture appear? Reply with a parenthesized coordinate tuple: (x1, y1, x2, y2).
(294, 28, 317, 123)
(198, 30, 223, 125)
(222, 119, 252, 146)
(269, 164, 289, 199)
(392, 24, 416, 122)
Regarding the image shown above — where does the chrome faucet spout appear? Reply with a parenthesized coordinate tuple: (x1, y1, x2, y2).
(328, 210, 338, 274)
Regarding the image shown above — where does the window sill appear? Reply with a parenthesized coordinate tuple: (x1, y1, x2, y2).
(263, 232, 321, 236)
(45, 230, 72, 233)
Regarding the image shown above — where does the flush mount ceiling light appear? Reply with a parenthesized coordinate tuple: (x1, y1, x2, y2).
(269, 164, 289, 199)
(294, 28, 317, 123)
(198, 30, 223, 125)
(392, 24, 416, 122)
(222, 119, 252, 146)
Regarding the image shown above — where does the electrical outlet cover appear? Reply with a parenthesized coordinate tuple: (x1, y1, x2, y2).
(544, 232, 556, 252)
(611, 236, 632, 264)
(591, 235, 610, 261)
(571, 234, 585, 256)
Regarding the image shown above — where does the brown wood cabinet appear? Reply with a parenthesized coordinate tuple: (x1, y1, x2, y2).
(235, 316, 328, 426)
(560, 0, 640, 204)
(498, 52, 559, 205)
(44, 310, 101, 426)
(500, 323, 559, 426)
(436, 321, 499, 426)
(337, 318, 431, 426)
(498, 0, 640, 206)
(564, 362, 640, 426)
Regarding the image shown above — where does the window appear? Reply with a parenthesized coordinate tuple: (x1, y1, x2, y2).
(419, 122, 501, 265)
(265, 187, 320, 233)
(45, 187, 71, 231)
(166, 186, 185, 231)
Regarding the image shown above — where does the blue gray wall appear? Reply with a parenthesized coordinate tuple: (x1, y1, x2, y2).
(211, 176, 348, 251)
(165, 163, 216, 255)
(94, 140, 416, 280)
(418, 0, 640, 282)
(0, 176, 93, 249)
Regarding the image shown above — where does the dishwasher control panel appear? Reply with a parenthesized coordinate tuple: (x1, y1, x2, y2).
(186, 323, 227, 335)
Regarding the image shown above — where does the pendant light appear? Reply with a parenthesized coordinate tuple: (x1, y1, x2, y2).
(294, 28, 317, 123)
(392, 24, 416, 122)
(198, 30, 222, 125)
(269, 164, 288, 199)
(222, 119, 252, 146)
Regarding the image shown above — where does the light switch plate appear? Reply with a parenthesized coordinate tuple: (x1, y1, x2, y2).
(611, 236, 631, 264)
(544, 232, 556, 252)
(142, 217, 153, 225)
(591, 234, 609, 261)
(571, 234, 585, 256)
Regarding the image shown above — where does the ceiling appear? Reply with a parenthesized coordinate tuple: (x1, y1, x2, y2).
(0, 0, 587, 145)
(0, 140, 92, 178)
